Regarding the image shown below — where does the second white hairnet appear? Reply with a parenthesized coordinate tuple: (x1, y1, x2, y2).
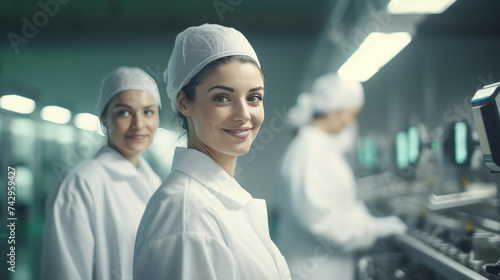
(97, 66, 161, 117)
(97, 66, 162, 134)
(165, 23, 260, 112)
(288, 73, 364, 127)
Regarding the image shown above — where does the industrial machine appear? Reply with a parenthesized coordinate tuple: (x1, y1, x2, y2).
(470, 82, 500, 279)
(355, 95, 500, 279)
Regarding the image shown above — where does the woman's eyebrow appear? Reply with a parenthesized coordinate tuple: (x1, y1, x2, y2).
(249, 86, 264, 92)
(208, 85, 234, 93)
(113, 103, 131, 108)
(113, 103, 157, 109)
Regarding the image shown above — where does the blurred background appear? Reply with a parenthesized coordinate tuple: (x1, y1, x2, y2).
(1, 0, 500, 279)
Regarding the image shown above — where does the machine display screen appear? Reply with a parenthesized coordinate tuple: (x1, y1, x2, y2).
(454, 121, 468, 164)
(431, 139, 440, 153)
(408, 126, 420, 164)
(357, 136, 378, 170)
(396, 131, 409, 169)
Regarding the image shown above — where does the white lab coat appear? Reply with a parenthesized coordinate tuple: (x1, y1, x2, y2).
(134, 147, 291, 280)
(275, 126, 380, 280)
(42, 145, 161, 280)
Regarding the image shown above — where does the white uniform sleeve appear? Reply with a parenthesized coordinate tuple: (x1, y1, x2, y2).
(134, 232, 236, 280)
(41, 177, 95, 280)
(285, 151, 379, 252)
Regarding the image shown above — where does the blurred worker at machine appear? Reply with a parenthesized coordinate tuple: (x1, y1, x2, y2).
(133, 24, 290, 279)
(274, 73, 407, 280)
(41, 66, 163, 280)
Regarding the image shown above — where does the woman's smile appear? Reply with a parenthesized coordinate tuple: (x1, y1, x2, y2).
(222, 127, 252, 139)
(125, 133, 149, 141)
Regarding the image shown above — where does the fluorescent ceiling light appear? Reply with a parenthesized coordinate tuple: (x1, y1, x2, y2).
(75, 113, 100, 131)
(0, 94, 36, 114)
(338, 32, 412, 82)
(387, 0, 457, 14)
(41, 105, 71, 124)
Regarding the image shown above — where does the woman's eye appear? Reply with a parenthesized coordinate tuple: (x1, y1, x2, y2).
(248, 95, 263, 103)
(214, 96, 229, 103)
(117, 110, 130, 117)
(144, 110, 154, 116)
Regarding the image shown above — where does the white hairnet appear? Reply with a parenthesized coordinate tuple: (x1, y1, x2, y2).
(165, 23, 260, 112)
(288, 73, 364, 127)
(97, 66, 161, 116)
(96, 66, 161, 134)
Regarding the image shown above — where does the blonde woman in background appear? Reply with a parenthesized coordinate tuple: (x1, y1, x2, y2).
(42, 67, 162, 280)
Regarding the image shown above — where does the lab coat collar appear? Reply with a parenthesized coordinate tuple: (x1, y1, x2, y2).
(299, 126, 331, 146)
(300, 125, 327, 136)
(95, 145, 151, 178)
(172, 147, 253, 210)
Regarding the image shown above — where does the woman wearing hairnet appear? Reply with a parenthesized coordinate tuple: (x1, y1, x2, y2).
(274, 73, 407, 280)
(133, 24, 291, 280)
(41, 66, 162, 280)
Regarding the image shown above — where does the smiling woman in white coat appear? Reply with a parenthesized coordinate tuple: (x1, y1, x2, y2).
(133, 24, 291, 280)
(41, 66, 163, 280)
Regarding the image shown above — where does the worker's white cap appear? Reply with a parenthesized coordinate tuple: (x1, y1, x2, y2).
(97, 66, 161, 116)
(165, 23, 260, 112)
(96, 66, 161, 134)
(288, 73, 364, 127)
